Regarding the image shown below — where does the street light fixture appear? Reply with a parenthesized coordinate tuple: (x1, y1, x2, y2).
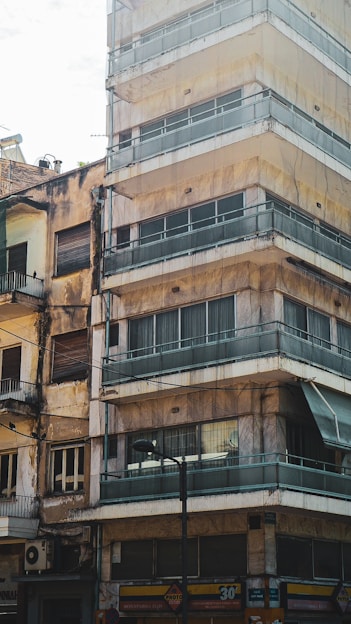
(133, 439, 188, 624)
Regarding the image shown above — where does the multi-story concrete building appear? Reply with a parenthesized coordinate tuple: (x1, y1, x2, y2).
(83, 1, 351, 623)
(0, 160, 104, 624)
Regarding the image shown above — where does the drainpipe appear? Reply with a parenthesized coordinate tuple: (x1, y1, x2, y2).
(103, 290, 111, 476)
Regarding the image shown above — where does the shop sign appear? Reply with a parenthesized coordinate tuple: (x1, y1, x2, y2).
(285, 582, 351, 612)
(120, 582, 242, 612)
(0, 582, 17, 605)
(333, 583, 350, 614)
(245, 607, 284, 623)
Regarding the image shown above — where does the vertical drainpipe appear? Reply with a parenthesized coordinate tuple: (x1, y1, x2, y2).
(104, 289, 111, 476)
(97, 0, 118, 611)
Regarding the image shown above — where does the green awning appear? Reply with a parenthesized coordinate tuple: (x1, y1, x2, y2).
(301, 381, 351, 451)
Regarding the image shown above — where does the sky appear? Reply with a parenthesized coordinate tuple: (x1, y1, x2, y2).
(0, 0, 107, 173)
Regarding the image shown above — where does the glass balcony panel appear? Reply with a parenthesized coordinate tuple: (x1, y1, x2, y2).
(100, 452, 351, 503)
(110, 0, 350, 76)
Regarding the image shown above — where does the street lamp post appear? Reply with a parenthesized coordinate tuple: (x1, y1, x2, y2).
(133, 440, 188, 624)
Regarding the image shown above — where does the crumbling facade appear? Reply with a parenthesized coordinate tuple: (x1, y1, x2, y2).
(0, 160, 104, 623)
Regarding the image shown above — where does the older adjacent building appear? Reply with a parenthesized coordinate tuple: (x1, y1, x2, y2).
(0, 160, 104, 623)
(73, 2, 351, 624)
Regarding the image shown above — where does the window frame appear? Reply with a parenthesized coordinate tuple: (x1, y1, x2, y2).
(0, 452, 17, 498)
(49, 443, 85, 494)
(129, 295, 236, 357)
(55, 222, 91, 277)
(52, 329, 89, 383)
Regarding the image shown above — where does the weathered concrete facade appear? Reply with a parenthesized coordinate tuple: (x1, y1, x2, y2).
(85, 2, 351, 624)
(0, 161, 104, 623)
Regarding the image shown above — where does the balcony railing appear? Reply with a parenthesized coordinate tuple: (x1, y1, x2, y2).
(103, 200, 351, 275)
(0, 271, 44, 298)
(102, 321, 351, 386)
(0, 379, 38, 404)
(109, 0, 351, 76)
(100, 452, 351, 504)
(0, 494, 39, 519)
(107, 91, 350, 173)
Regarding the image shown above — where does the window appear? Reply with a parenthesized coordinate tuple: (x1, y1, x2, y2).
(52, 330, 88, 383)
(284, 299, 330, 348)
(56, 223, 90, 276)
(277, 536, 348, 581)
(337, 321, 351, 357)
(127, 418, 238, 470)
(139, 193, 244, 244)
(314, 540, 341, 579)
(8, 242, 27, 275)
(116, 226, 130, 249)
(103, 434, 118, 460)
(0, 452, 17, 497)
(129, 296, 235, 356)
(157, 538, 198, 577)
(118, 129, 132, 149)
(111, 534, 245, 580)
(1, 346, 21, 383)
(277, 536, 313, 578)
(109, 324, 119, 349)
(50, 444, 84, 493)
(111, 540, 153, 580)
(200, 534, 247, 577)
(140, 90, 242, 141)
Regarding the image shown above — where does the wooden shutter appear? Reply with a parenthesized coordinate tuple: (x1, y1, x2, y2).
(8, 243, 27, 274)
(52, 330, 88, 382)
(56, 223, 90, 276)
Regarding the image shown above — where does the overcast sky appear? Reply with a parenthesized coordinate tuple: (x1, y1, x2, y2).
(1, 0, 107, 173)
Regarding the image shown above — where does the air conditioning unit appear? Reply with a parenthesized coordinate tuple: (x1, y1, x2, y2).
(25, 539, 54, 572)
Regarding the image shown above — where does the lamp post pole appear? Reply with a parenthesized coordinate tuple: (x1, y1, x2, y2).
(133, 440, 188, 624)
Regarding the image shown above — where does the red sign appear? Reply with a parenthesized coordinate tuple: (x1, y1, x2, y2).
(163, 583, 183, 613)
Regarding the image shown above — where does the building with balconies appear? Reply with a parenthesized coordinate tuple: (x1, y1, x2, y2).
(81, 2, 351, 624)
(0, 161, 104, 624)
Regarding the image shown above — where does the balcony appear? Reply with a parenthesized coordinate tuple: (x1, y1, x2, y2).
(100, 452, 351, 505)
(103, 200, 351, 278)
(102, 322, 351, 388)
(0, 271, 44, 320)
(0, 379, 38, 405)
(0, 494, 39, 538)
(106, 91, 351, 196)
(108, 0, 350, 89)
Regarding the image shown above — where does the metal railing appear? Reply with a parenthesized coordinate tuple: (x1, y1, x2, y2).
(102, 321, 351, 386)
(109, 0, 350, 76)
(0, 271, 44, 298)
(103, 200, 351, 275)
(107, 90, 350, 173)
(100, 451, 351, 504)
(0, 494, 39, 519)
(0, 379, 38, 404)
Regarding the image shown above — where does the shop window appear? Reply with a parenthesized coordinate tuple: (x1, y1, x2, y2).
(314, 540, 341, 579)
(277, 536, 313, 578)
(200, 534, 247, 577)
(50, 444, 84, 493)
(157, 538, 198, 577)
(52, 330, 88, 383)
(111, 540, 153, 580)
(56, 222, 90, 276)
